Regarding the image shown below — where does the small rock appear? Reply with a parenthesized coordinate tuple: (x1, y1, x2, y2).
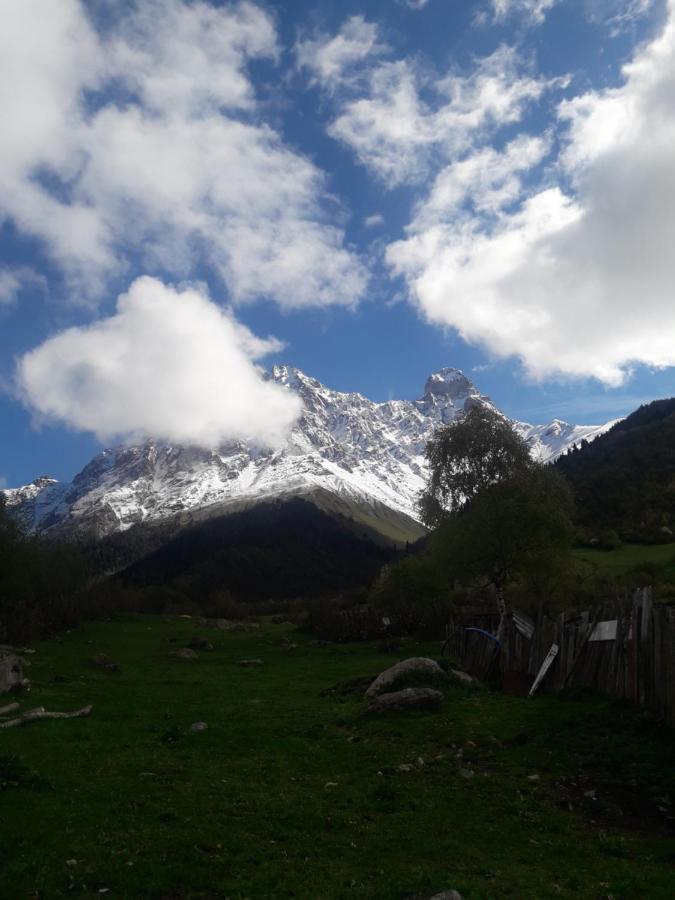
(174, 648, 197, 660)
(324, 781, 338, 789)
(583, 789, 597, 800)
(527, 774, 540, 783)
(237, 659, 263, 667)
(464, 740, 476, 749)
(190, 722, 208, 733)
(365, 687, 443, 715)
(397, 764, 413, 773)
(417, 757, 425, 767)
(450, 669, 474, 687)
(405, 891, 463, 900)
(187, 637, 213, 651)
(459, 768, 475, 780)
(90, 654, 119, 672)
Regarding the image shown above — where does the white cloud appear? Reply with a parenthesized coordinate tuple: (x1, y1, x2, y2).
(17, 277, 302, 448)
(0, 267, 45, 307)
(328, 47, 555, 185)
(364, 213, 385, 228)
(0, 0, 366, 308)
(585, 0, 655, 36)
(388, 0, 675, 385)
(490, 0, 560, 24)
(295, 15, 384, 90)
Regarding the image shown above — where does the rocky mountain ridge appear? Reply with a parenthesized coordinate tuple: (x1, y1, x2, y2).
(2, 366, 616, 539)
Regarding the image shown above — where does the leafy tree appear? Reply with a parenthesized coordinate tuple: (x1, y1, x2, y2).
(435, 467, 574, 625)
(421, 409, 574, 635)
(419, 405, 532, 526)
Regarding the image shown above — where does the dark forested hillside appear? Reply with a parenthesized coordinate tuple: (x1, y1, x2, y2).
(116, 497, 398, 604)
(556, 398, 675, 541)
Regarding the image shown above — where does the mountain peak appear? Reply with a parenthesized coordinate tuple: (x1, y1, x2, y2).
(422, 368, 477, 401)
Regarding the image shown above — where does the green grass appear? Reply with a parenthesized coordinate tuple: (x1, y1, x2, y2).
(573, 542, 675, 576)
(1, 616, 675, 899)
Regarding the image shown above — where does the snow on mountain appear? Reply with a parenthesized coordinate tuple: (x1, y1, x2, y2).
(1, 366, 616, 537)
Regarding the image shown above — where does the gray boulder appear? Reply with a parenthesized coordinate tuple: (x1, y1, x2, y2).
(365, 687, 443, 715)
(0, 652, 28, 694)
(365, 657, 444, 698)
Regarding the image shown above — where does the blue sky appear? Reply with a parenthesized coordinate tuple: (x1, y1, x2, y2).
(2, 0, 675, 487)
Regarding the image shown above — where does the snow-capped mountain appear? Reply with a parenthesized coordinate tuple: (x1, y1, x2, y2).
(2, 366, 616, 538)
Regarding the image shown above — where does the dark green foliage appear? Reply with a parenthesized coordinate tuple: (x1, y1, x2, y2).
(557, 398, 675, 541)
(0, 499, 90, 643)
(369, 553, 453, 636)
(435, 466, 576, 606)
(420, 405, 532, 525)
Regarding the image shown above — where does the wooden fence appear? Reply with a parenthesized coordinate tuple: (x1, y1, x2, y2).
(446, 588, 675, 726)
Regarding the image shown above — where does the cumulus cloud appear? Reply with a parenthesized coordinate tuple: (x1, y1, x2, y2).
(17, 277, 302, 448)
(388, 0, 675, 385)
(327, 46, 555, 185)
(295, 15, 384, 89)
(0, 0, 366, 307)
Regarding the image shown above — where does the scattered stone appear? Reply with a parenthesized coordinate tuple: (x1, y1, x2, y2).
(583, 789, 597, 800)
(324, 781, 338, 789)
(190, 722, 208, 733)
(459, 768, 475, 780)
(365, 658, 445, 698)
(417, 757, 425, 767)
(174, 648, 197, 660)
(450, 669, 475, 687)
(91, 654, 119, 672)
(464, 740, 476, 749)
(397, 764, 413, 773)
(527, 774, 540, 783)
(187, 637, 213, 651)
(237, 659, 263, 667)
(433, 754, 446, 762)
(365, 687, 443, 715)
(406, 891, 463, 900)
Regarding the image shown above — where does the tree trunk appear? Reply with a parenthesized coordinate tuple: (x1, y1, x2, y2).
(496, 582, 508, 641)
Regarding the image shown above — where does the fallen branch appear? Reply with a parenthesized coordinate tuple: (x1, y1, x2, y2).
(0, 704, 93, 729)
(0, 702, 21, 717)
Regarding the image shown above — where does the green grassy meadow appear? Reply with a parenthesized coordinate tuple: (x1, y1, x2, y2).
(1, 616, 675, 899)
(573, 543, 675, 577)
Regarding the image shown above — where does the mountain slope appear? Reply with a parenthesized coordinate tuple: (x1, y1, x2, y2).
(2, 365, 614, 539)
(556, 398, 675, 539)
(113, 496, 399, 604)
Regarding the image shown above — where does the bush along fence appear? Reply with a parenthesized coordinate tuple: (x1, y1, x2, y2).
(445, 588, 675, 726)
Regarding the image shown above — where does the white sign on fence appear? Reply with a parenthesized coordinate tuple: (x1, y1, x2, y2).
(589, 620, 618, 642)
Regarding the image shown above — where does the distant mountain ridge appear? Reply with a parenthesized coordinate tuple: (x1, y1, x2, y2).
(2, 365, 616, 540)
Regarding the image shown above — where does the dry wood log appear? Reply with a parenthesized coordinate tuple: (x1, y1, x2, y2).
(0, 704, 92, 729)
(0, 702, 21, 717)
